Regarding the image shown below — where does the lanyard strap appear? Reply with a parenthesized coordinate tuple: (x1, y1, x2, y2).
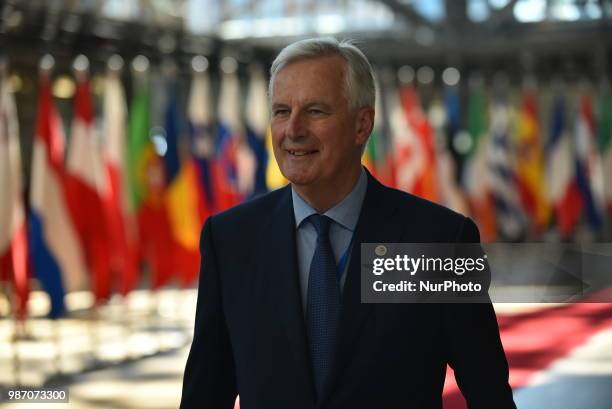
(336, 235, 354, 281)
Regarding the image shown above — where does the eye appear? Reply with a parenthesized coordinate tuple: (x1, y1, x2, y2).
(273, 108, 290, 117)
(308, 108, 324, 115)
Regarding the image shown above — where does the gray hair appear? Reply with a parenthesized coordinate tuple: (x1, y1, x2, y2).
(269, 37, 376, 111)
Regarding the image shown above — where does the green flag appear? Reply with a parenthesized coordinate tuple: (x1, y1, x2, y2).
(598, 91, 612, 208)
(598, 92, 612, 151)
(465, 86, 487, 159)
(127, 82, 152, 211)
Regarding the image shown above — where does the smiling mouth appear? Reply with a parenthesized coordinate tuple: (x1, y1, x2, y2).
(287, 150, 318, 157)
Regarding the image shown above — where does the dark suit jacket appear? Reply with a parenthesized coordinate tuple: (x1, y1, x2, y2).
(180, 171, 516, 409)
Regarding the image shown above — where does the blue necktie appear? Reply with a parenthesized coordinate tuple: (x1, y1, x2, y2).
(306, 214, 341, 399)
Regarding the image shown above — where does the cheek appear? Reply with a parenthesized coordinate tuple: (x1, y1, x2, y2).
(270, 136, 284, 163)
(270, 126, 283, 147)
(321, 124, 355, 152)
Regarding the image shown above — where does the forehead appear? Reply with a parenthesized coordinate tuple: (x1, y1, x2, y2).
(271, 55, 347, 103)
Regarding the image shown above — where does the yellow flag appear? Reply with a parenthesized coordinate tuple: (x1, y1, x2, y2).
(265, 127, 288, 189)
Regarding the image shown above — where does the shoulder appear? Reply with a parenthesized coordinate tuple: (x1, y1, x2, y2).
(206, 186, 290, 234)
(386, 185, 464, 222)
(373, 181, 479, 242)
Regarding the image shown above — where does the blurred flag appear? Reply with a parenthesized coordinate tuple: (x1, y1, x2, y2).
(515, 90, 550, 236)
(127, 79, 151, 211)
(363, 79, 382, 177)
(217, 69, 249, 209)
(29, 72, 87, 318)
(437, 87, 468, 215)
(390, 84, 438, 200)
(65, 70, 111, 303)
(400, 84, 439, 201)
(389, 86, 419, 193)
(128, 77, 174, 289)
(102, 64, 139, 295)
(363, 80, 394, 187)
(187, 65, 217, 215)
(461, 84, 496, 241)
(0, 68, 29, 320)
(265, 127, 288, 189)
(488, 98, 526, 240)
(546, 95, 581, 238)
(363, 119, 382, 177)
(245, 64, 269, 197)
(445, 86, 462, 144)
(574, 92, 604, 232)
(163, 83, 200, 286)
(598, 89, 612, 213)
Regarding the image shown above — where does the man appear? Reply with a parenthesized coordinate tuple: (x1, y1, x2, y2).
(180, 37, 516, 409)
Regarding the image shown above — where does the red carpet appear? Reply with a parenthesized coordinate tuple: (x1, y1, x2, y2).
(443, 301, 612, 408)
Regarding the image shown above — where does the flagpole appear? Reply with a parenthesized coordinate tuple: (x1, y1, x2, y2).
(7, 278, 24, 386)
(72, 53, 102, 367)
(121, 293, 135, 361)
(128, 53, 153, 359)
(11, 310, 23, 386)
(173, 287, 181, 325)
(2, 56, 30, 386)
(174, 286, 188, 340)
(180, 287, 192, 340)
(105, 54, 135, 361)
(154, 288, 164, 352)
(37, 52, 65, 376)
(52, 317, 63, 375)
(9, 261, 28, 387)
(2, 264, 27, 388)
(88, 303, 100, 366)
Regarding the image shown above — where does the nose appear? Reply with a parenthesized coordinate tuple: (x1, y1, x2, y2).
(286, 111, 306, 140)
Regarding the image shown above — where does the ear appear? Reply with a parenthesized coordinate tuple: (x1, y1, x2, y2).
(355, 107, 375, 145)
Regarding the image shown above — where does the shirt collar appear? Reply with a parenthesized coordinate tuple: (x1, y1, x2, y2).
(292, 166, 367, 231)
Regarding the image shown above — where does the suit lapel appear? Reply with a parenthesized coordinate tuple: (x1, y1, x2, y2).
(261, 175, 407, 405)
(257, 186, 316, 401)
(323, 173, 405, 403)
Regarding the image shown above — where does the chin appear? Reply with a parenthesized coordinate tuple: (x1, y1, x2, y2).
(285, 173, 314, 186)
(280, 165, 316, 186)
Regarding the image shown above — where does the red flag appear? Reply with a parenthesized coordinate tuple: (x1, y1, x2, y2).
(187, 67, 215, 219)
(391, 84, 439, 201)
(137, 149, 175, 289)
(399, 85, 439, 201)
(0, 70, 29, 320)
(65, 70, 112, 303)
(162, 85, 201, 287)
(515, 91, 550, 236)
(547, 95, 581, 238)
(216, 70, 246, 210)
(102, 66, 139, 295)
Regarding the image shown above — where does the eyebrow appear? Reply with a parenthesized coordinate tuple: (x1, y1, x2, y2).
(271, 101, 332, 110)
(305, 102, 332, 110)
(271, 103, 289, 110)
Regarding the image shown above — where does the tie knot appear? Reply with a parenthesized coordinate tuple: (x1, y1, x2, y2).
(309, 214, 332, 238)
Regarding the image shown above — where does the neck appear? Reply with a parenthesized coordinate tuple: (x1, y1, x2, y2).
(293, 164, 362, 213)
